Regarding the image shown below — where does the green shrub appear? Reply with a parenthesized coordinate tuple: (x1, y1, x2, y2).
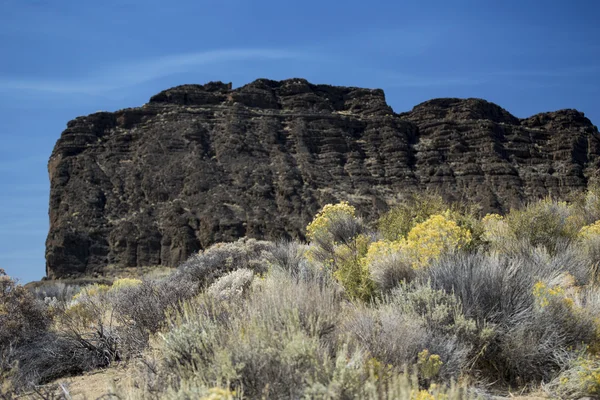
(504, 198, 581, 253)
(378, 193, 449, 241)
(305, 202, 375, 301)
(331, 234, 375, 301)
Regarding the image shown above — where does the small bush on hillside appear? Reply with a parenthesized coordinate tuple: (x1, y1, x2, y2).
(8, 332, 101, 389)
(345, 283, 477, 383)
(207, 268, 254, 300)
(403, 213, 472, 268)
(504, 198, 581, 253)
(267, 239, 306, 275)
(266, 239, 329, 284)
(378, 193, 484, 249)
(331, 234, 375, 301)
(305, 202, 376, 301)
(179, 238, 273, 287)
(579, 225, 600, 283)
(367, 244, 416, 292)
(572, 183, 600, 225)
(0, 270, 52, 394)
(306, 202, 367, 266)
(111, 273, 198, 355)
(29, 281, 82, 304)
(0, 269, 50, 349)
(377, 193, 449, 241)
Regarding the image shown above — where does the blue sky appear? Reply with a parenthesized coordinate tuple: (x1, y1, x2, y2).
(0, 0, 598, 283)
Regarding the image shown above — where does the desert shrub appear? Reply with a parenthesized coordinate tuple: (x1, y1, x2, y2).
(178, 238, 273, 287)
(378, 194, 483, 248)
(377, 193, 449, 241)
(403, 213, 472, 269)
(576, 237, 600, 285)
(480, 213, 518, 252)
(306, 201, 357, 241)
(305, 202, 376, 301)
(423, 250, 600, 383)
(426, 250, 565, 327)
(0, 273, 118, 394)
(266, 239, 305, 275)
(110, 272, 198, 355)
(547, 355, 600, 398)
(571, 184, 600, 226)
(0, 269, 50, 349)
(29, 281, 82, 304)
(137, 271, 346, 399)
(131, 269, 477, 399)
(110, 278, 142, 291)
(8, 332, 102, 389)
(345, 302, 428, 372)
(0, 270, 53, 394)
(331, 234, 376, 301)
(306, 202, 367, 266)
(345, 283, 476, 383)
(504, 198, 581, 253)
(266, 239, 330, 284)
(207, 268, 254, 300)
(366, 242, 416, 292)
(52, 283, 122, 366)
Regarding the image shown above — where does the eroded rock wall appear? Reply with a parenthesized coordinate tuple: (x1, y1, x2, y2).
(46, 79, 600, 277)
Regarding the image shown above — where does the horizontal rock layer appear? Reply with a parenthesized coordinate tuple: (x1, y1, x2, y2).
(46, 78, 600, 278)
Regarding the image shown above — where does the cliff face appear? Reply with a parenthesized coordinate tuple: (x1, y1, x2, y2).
(46, 78, 600, 278)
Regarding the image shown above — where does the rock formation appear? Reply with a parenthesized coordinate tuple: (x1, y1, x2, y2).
(46, 78, 600, 278)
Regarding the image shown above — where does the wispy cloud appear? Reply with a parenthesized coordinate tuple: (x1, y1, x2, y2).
(372, 70, 486, 88)
(485, 65, 600, 78)
(388, 76, 486, 88)
(373, 64, 600, 89)
(0, 48, 306, 94)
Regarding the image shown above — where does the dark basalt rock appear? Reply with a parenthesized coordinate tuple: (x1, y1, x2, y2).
(46, 78, 600, 278)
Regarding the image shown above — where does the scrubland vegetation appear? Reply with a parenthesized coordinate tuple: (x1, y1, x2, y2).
(4, 191, 600, 399)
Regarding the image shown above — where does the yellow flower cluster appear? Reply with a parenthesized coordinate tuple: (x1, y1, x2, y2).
(110, 278, 142, 292)
(417, 349, 444, 380)
(200, 387, 236, 400)
(306, 201, 355, 241)
(404, 213, 472, 268)
(557, 356, 600, 396)
(71, 284, 109, 303)
(532, 281, 574, 309)
(364, 213, 472, 270)
(363, 239, 404, 267)
(574, 358, 600, 395)
(580, 220, 600, 239)
(482, 213, 503, 224)
(412, 390, 437, 400)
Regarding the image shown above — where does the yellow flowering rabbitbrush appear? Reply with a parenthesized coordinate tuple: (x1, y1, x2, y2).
(404, 213, 472, 268)
(580, 220, 600, 239)
(306, 201, 356, 241)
